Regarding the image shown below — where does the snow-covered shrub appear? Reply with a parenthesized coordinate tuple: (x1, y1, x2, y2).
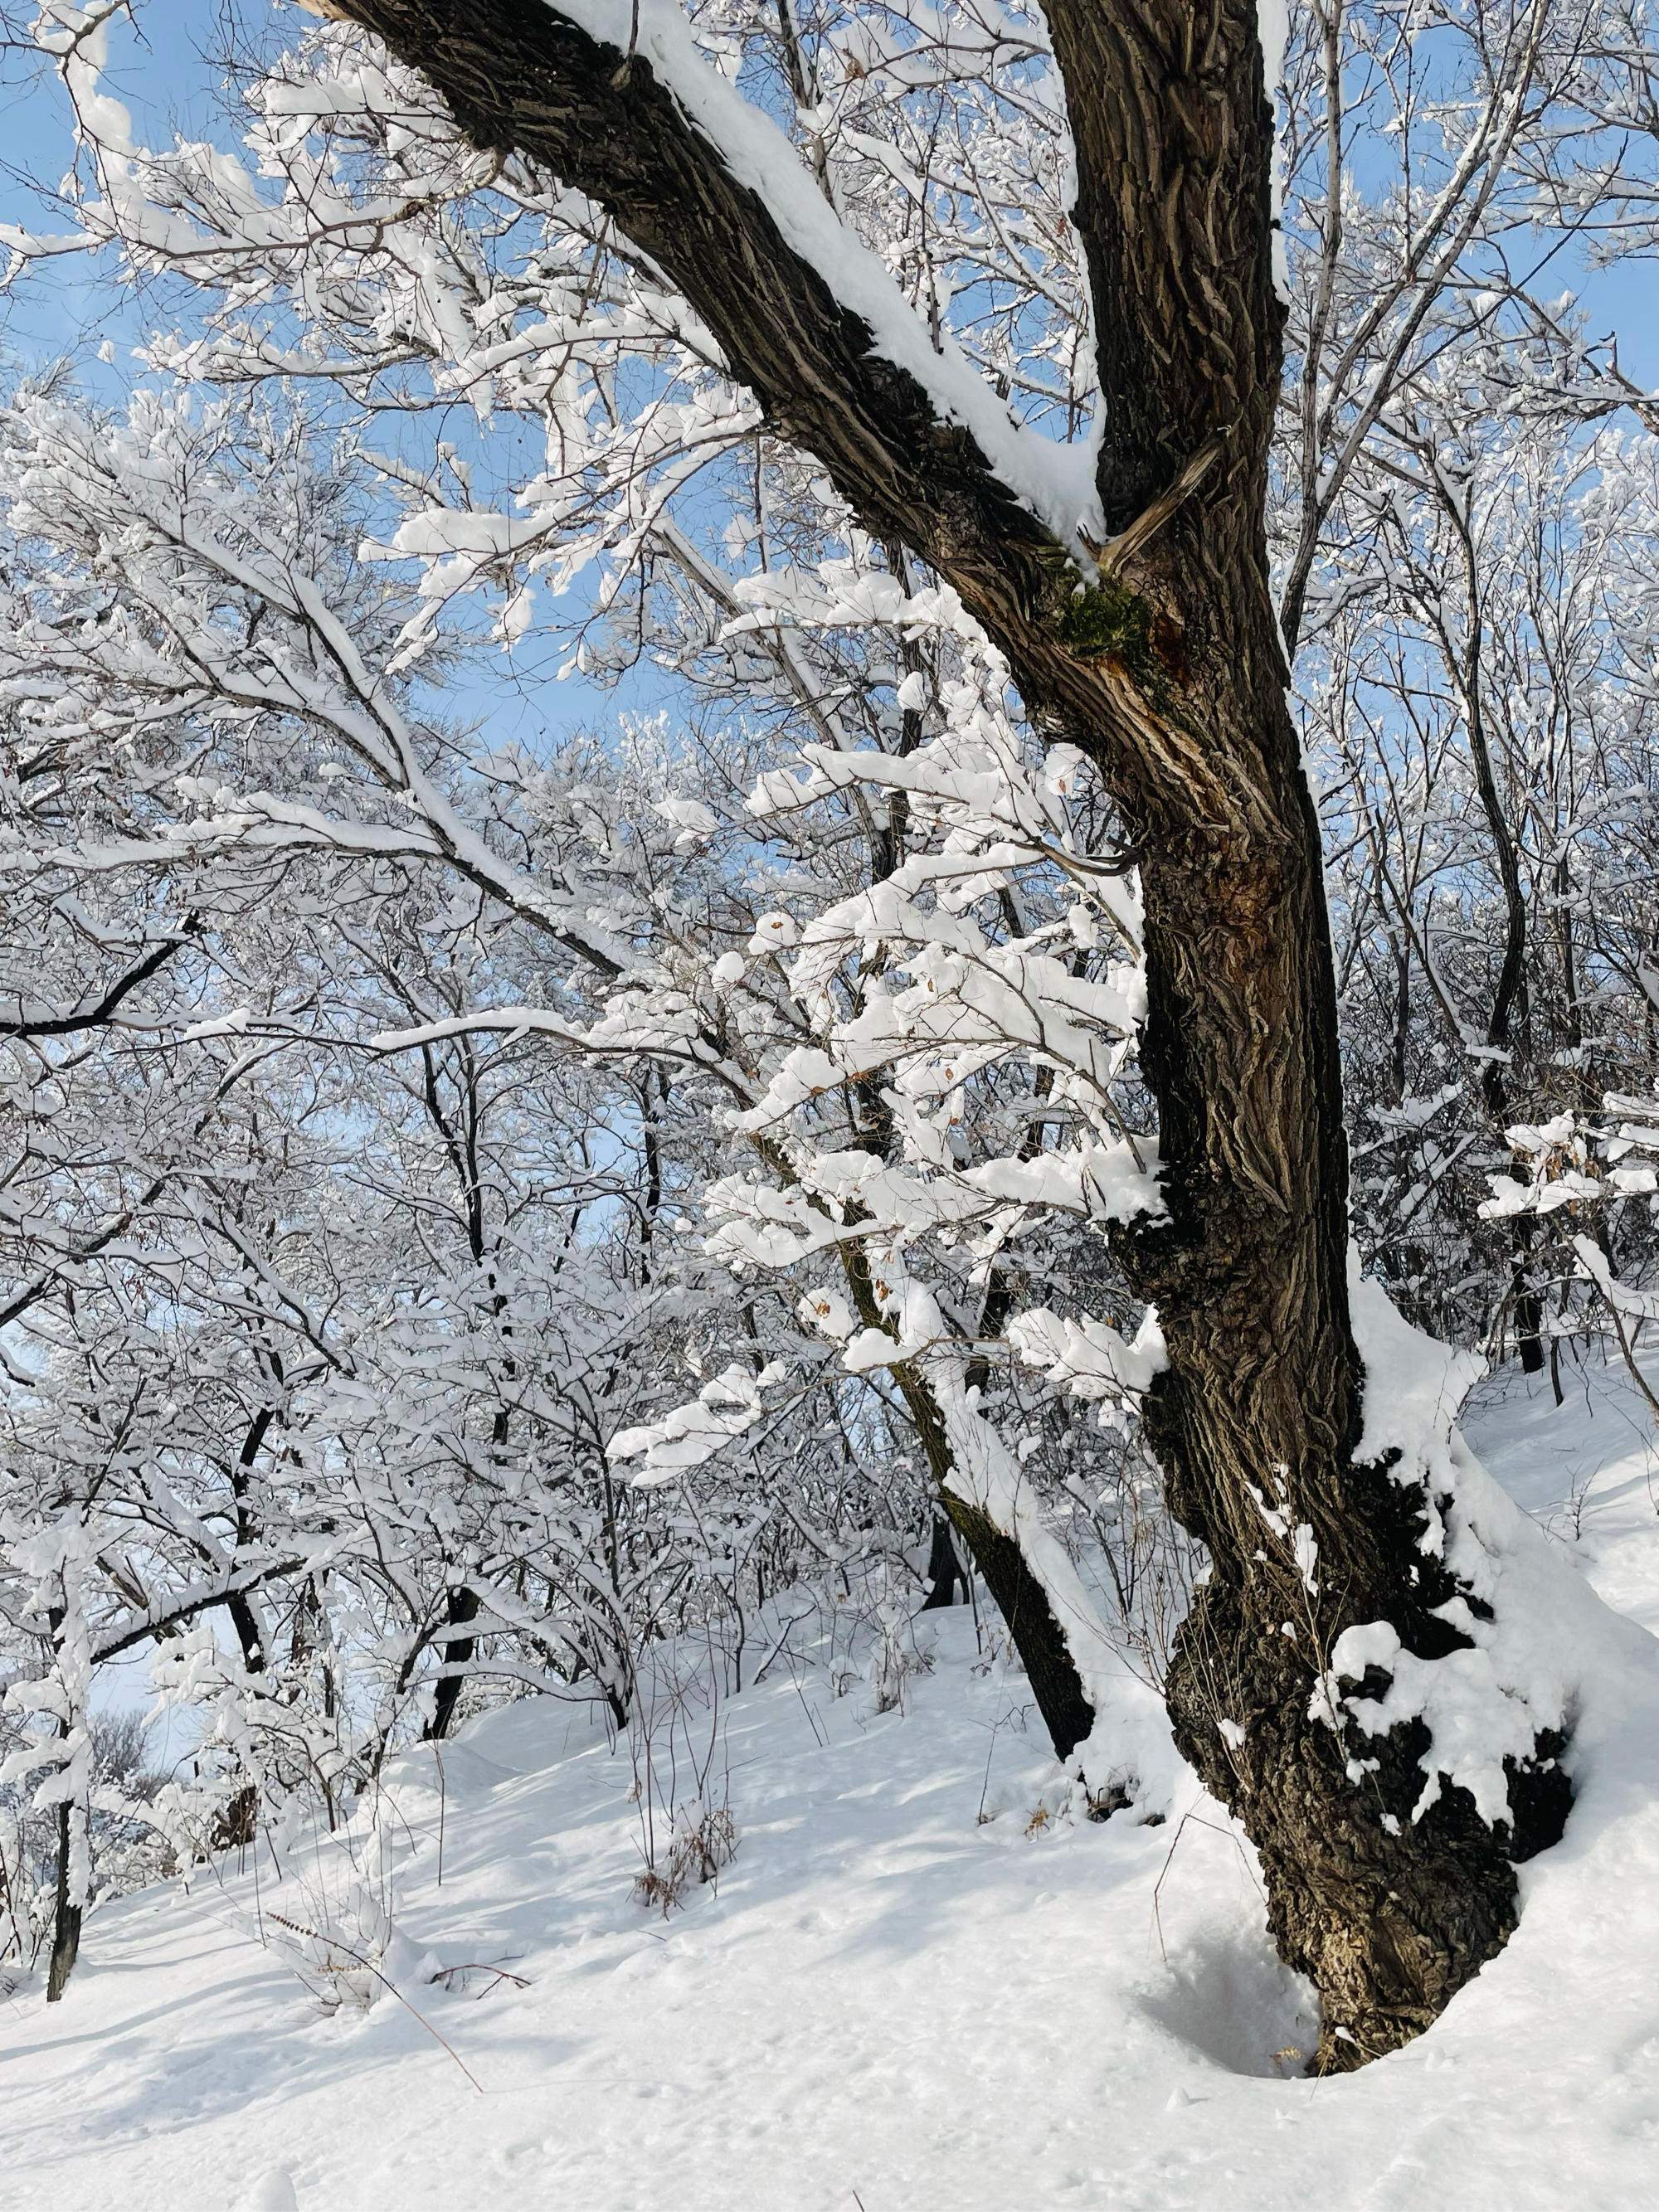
(261, 1824, 399, 2017)
(865, 1571, 937, 1716)
(634, 1796, 739, 1917)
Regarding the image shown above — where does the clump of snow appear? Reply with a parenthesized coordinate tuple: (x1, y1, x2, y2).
(1321, 1261, 1643, 1833)
(1007, 1302, 1167, 1403)
(1256, 0, 1292, 300)
(239, 2173, 298, 2212)
(607, 1360, 786, 1481)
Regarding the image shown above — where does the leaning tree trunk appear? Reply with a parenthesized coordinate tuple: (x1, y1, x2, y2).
(835, 1237, 1097, 1760)
(330, 0, 1571, 2066)
(1037, 4, 1565, 2066)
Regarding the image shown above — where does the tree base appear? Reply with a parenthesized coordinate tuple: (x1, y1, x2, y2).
(1168, 1580, 1571, 2070)
(46, 1903, 80, 2005)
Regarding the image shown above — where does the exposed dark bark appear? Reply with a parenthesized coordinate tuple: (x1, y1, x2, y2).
(46, 1796, 81, 2004)
(935, 1485, 1094, 1757)
(212, 1783, 260, 1850)
(425, 1584, 482, 1741)
(227, 1403, 279, 1674)
(333, 0, 1570, 2064)
(44, 1618, 80, 2002)
(89, 1553, 306, 1665)
(833, 1237, 1095, 1760)
(920, 1515, 969, 1611)
(0, 918, 197, 1039)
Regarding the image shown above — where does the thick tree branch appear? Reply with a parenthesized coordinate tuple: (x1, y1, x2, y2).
(0, 924, 197, 1038)
(316, 0, 1243, 837)
(323, 0, 1062, 584)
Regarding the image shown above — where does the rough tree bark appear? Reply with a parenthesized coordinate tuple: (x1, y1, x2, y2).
(324, 0, 1571, 2065)
(46, 1782, 81, 2003)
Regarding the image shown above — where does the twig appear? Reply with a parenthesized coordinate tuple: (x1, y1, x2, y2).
(1151, 1809, 1264, 1964)
(432, 1741, 447, 1888)
(430, 1960, 532, 1999)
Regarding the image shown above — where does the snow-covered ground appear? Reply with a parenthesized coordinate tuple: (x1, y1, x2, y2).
(3, 1354, 1657, 2212)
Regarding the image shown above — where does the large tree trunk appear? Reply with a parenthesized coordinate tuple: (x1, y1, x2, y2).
(1039, 7, 1567, 2063)
(332, 0, 1570, 2065)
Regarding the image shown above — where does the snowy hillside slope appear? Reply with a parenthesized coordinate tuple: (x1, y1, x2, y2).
(2, 1356, 1657, 2212)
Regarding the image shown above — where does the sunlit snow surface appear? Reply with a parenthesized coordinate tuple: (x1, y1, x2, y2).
(3, 1354, 1657, 2210)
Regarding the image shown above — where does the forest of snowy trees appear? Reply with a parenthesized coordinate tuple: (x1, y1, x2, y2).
(0, 0, 1656, 2087)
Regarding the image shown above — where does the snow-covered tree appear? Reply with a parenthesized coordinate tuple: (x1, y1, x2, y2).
(0, 0, 1652, 2063)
